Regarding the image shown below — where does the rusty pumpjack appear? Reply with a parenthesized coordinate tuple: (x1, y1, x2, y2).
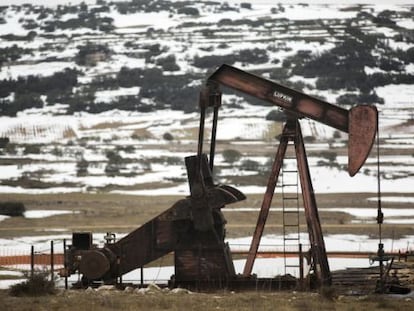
(63, 64, 377, 289)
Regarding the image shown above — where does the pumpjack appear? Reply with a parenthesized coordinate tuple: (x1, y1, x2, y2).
(63, 64, 377, 289)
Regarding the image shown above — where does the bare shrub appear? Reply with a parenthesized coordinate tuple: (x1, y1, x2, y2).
(222, 149, 242, 164)
(0, 201, 25, 216)
(9, 271, 56, 297)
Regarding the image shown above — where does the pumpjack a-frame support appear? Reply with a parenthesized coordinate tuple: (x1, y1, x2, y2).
(242, 118, 331, 286)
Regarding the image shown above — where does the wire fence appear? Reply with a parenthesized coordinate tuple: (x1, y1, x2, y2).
(1, 239, 412, 288)
(0, 240, 65, 273)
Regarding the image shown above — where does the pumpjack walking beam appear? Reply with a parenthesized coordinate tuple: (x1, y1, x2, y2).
(208, 64, 378, 286)
(208, 64, 377, 177)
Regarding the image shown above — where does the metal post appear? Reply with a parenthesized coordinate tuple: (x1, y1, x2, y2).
(140, 266, 144, 287)
(299, 243, 304, 290)
(50, 240, 54, 281)
(376, 121, 385, 293)
(63, 239, 68, 290)
(30, 245, 34, 277)
(294, 120, 331, 286)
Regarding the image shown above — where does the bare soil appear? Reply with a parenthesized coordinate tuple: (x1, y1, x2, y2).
(0, 192, 413, 239)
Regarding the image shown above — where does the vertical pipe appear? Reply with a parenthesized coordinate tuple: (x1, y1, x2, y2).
(30, 245, 34, 277)
(140, 266, 144, 287)
(376, 120, 385, 292)
(50, 240, 54, 281)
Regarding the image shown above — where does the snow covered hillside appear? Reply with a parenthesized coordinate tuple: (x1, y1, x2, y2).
(0, 0, 413, 196)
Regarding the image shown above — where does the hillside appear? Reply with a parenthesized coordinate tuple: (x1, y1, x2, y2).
(0, 0, 413, 196)
(0, 1, 413, 114)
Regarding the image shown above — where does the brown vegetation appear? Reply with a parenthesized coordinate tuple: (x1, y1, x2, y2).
(1, 288, 414, 311)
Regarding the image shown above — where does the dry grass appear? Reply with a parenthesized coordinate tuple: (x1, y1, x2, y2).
(131, 128, 154, 139)
(9, 271, 56, 297)
(88, 122, 128, 130)
(0, 192, 413, 239)
(262, 122, 283, 141)
(62, 127, 77, 139)
(1, 193, 414, 309)
(1, 288, 413, 311)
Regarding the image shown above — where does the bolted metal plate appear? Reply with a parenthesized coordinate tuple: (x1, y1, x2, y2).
(348, 105, 378, 176)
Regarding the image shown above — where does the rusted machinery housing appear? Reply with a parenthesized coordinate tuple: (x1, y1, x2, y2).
(65, 155, 245, 288)
(63, 64, 378, 290)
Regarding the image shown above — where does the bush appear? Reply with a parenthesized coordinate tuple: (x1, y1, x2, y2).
(76, 43, 111, 66)
(0, 201, 26, 216)
(241, 3, 252, 9)
(4, 143, 17, 155)
(222, 149, 242, 164)
(51, 146, 63, 157)
(0, 137, 9, 148)
(303, 136, 316, 143)
(156, 54, 180, 72)
(177, 7, 199, 16)
(336, 92, 384, 106)
(240, 159, 260, 171)
(193, 54, 235, 68)
(76, 158, 89, 177)
(238, 48, 269, 64)
(319, 151, 337, 163)
(23, 144, 42, 155)
(266, 110, 286, 122)
(163, 132, 174, 141)
(105, 150, 124, 176)
(9, 271, 56, 297)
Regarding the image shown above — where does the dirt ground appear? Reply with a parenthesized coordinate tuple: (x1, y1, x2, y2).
(0, 192, 413, 239)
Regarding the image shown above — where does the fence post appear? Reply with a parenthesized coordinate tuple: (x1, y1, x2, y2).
(63, 239, 68, 290)
(299, 243, 304, 291)
(50, 240, 54, 281)
(140, 266, 144, 288)
(30, 245, 34, 277)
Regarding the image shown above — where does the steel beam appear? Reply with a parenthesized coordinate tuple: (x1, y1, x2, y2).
(208, 64, 378, 176)
(208, 64, 349, 132)
(294, 120, 331, 286)
(242, 122, 290, 276)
